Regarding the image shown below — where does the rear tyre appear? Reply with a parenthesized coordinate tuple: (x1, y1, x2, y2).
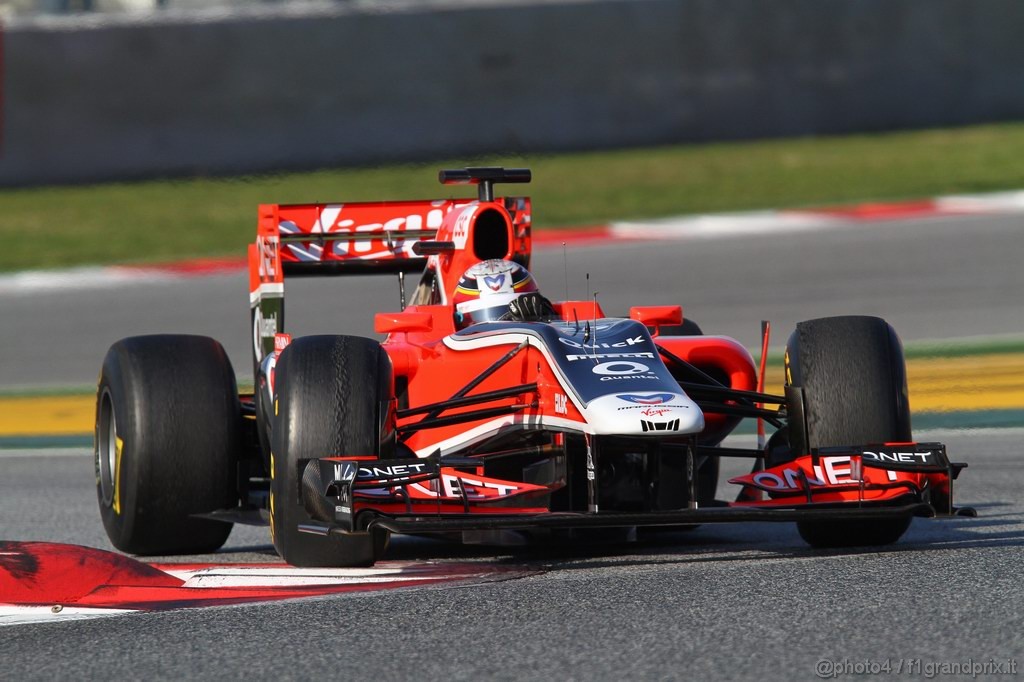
(270, 335, 393, 567)
(96, 335, 239, 555)
(785, 316, 913, 548)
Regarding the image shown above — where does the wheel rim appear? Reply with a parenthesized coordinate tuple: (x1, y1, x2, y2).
(97, 389, 117, 506)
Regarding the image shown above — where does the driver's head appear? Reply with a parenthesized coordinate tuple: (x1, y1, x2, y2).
(452, 259, 541, 329)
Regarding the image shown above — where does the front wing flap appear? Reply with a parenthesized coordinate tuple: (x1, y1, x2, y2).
(303, 452, 550, 532)
(728, 442, 969, 513)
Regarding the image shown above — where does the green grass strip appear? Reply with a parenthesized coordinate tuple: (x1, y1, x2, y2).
(902, 337, 1024, 359)
(911, 409, 1024, 431)
(5, 121, 1024, 271)
(757, 335, 1024, 365)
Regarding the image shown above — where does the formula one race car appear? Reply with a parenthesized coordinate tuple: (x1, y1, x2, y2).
(95, 167, 974, 566)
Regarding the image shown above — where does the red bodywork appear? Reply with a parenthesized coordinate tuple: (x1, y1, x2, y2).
(246, 174, 964, 529)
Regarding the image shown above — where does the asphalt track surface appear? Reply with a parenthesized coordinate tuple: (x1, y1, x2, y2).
(2, 213, 1024, 679)
(2, 430, 1022, 680)
(3, 212, 1024, 389)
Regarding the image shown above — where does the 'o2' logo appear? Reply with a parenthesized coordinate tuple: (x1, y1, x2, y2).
(592, 361, 650, 376)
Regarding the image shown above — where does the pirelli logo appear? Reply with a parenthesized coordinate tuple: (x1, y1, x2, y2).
(640, 418, 680, 432)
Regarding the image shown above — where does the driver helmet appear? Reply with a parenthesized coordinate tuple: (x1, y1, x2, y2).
(452, 259, 539, 329)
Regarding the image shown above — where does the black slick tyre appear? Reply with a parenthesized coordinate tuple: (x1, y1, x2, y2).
(95, 335, 240, 555)
(785, 316, 912, 548)
(270, 335, 393, 567)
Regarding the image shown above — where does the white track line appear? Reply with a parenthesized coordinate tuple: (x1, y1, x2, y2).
(935, 190, 1024, 213)
(4, 190, 1024, 295)
(0, 267, 178, 295)
(610, 210, 842, 240)
(0, 605, 138, 626)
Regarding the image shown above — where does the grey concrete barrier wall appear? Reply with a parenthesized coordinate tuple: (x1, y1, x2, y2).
(3, 0, 1024, 186)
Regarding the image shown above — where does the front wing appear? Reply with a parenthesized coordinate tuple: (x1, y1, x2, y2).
(294, 443, 974, 539)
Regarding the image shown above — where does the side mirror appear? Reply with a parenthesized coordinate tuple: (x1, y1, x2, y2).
(629, 305, 683, 329)
(375, 312, 434, 334)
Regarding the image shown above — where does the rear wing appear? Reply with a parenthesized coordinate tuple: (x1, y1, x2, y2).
(248, 194, 532, 366)
(250, 196, 532, 277)
(259, 200, 459, 277)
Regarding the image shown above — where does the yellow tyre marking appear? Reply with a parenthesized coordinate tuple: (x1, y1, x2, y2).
(268, 451, 276, 543)
(113, 436, 124, 515)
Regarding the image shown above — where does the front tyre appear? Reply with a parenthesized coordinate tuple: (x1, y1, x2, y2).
(96, 335, 240, 555)
(270, 335, 393, 567)
(786, 316, 913, 548)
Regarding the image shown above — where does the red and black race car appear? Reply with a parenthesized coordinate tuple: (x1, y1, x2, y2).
(95, 167, 974, 567)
